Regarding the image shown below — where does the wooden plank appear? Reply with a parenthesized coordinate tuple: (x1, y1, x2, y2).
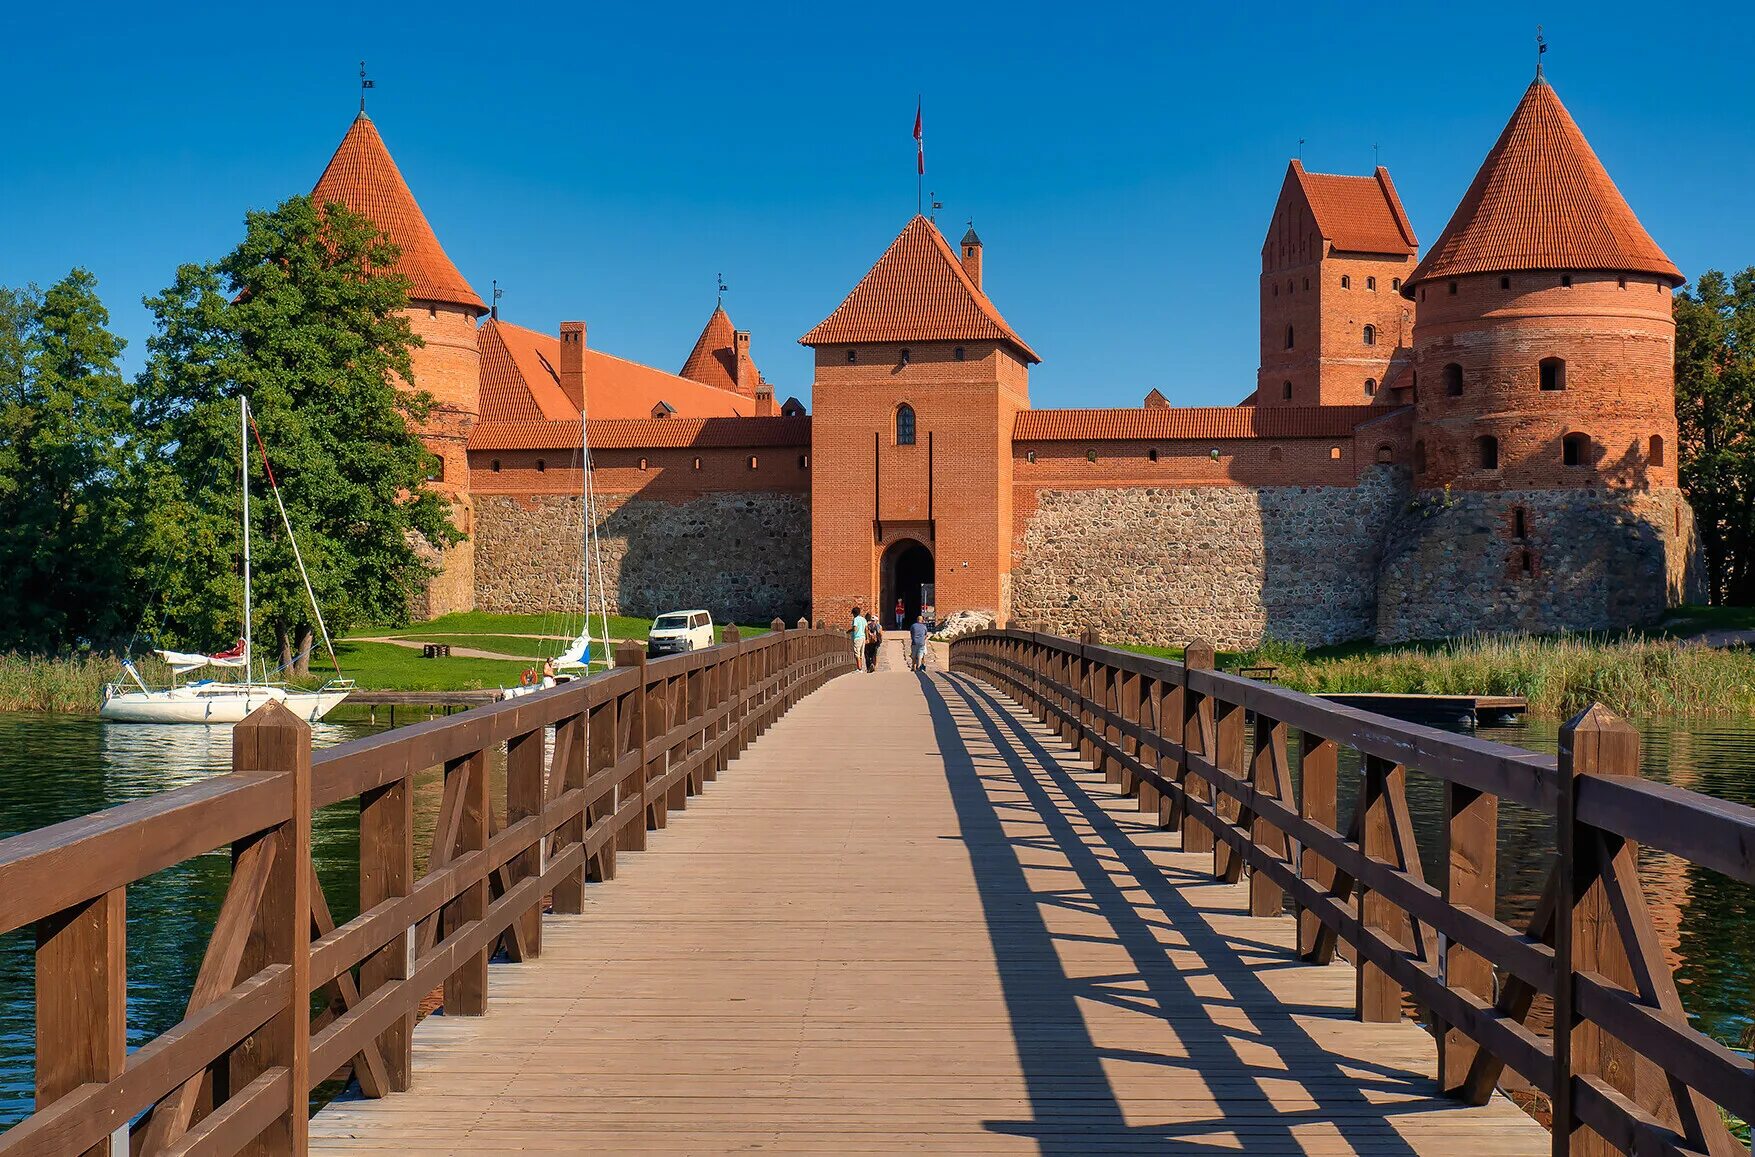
(442, 749, 490, 1018)
(505, 725, 546, 961)
(1180, 641, 1215, 855)
(1439, 780, 1497, 1101)
(34, 887, 125, 1157)
(358, 775, 413, 1091)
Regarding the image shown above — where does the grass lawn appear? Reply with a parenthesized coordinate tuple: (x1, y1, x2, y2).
(325, 641, 535, 691)
(358, 611, 771, 645)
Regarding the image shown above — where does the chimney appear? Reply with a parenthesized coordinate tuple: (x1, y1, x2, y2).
(755, 380, 774, 417)
(733, 330, 757, 399)
(558, 321, 586, 410)
(960, 225, 983, 289)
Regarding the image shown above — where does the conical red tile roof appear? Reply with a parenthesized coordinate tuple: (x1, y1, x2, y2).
(1404, 80, 1680, 293)
(800, 216, 1039, 362)
(311, 113, 486, 313)
(678, 304, 744, 393)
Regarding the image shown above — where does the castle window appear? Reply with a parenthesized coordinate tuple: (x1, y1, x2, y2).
(1285, 326, 1295, 350)
(1362, 324, 1376, 346)
(896, 403, 917, 446)
(693, 457, 702, 471)
(1520, 548, 1534, 575)
(1026, 450, 1036, 464)
(1147, 448, 1159, 462)
(1329, 446, 1342, 460)
(1649, 435, 1665, 466)
(1303, 277, 1310, 291)
(1444, 362, 1464, 397)
(1501, 276, 1512, 290)
(536, 459, 546, 473)
(1367, 276, 1377, 291)
(428, 305, 437, 318)
(1392, 277, 1402, 291)
(1513, 505, 1528, 539)
(1421, 288, 1427, 302)
(1540, 357, 1567, 391)
(1414, 440, 1427, 473)
(1562, 433, 1591, 467)
(1619, 276, 1628, 289)
(1273, 284, 1279, 297)
(748, 456, 759, 470)
(1477, 435, 1499, 470)
(1288, 279, 1294, 293)
(1087, 449, 1098, 463)
(1365, 377, 1377, 397)
(426, 457, 444, 482)
(799, 454, 809, 469)
(1561, 274, 1573, 288)
(638, 457, 648, 471)
(1376, 443, 1393, 464)
(491, 459, 501, 473)
(1282, 380, 1293, 401)
(900, 348, 911, 366)
(955, 346, 966, 361)
(1268, 446, 1283, 463)
(846, 348, 857, 363)
(1449, 280, 1458, 295)
(1341, 275, 1351, 289)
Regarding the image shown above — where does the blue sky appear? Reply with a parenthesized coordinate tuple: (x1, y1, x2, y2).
(4, 2, 1752, 410)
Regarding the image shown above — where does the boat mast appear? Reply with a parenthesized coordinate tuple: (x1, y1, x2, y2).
(241, 396, 253, 685)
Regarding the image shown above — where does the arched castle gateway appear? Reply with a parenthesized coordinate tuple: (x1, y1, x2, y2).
(309, 75, 1701, 646)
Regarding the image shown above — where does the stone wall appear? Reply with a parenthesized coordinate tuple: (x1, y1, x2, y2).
(475, 491, 810, 625)
(1010, 467, 1408, 648)
(1375, 487, 1704, 642)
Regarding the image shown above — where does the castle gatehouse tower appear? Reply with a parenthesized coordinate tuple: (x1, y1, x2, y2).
(1378, 77, 1702, 639)
(802, 216, 1039, 626)
(312, 113, 488, 617)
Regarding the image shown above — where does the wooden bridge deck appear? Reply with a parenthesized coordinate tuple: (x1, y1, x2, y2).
(311, 640, 1549, 1155)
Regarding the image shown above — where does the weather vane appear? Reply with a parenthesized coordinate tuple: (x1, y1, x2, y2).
(359, 61, 374, 113)
(1298, 137, 1305, 161)
(717, 273, 727, 306)
(1537, 26, 1547, 77)
(491, 279, 502, 321)
(930, 192, 943, 222)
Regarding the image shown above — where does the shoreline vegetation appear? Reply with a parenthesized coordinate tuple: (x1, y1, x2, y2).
(0, 611, 775, 714)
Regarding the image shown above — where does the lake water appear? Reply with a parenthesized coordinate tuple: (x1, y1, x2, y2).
(0, 707, 1748, 1128)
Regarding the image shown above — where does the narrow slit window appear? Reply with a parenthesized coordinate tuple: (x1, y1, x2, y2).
(1444, 363, 1464, 397)
(1477, 435, 1499, 470)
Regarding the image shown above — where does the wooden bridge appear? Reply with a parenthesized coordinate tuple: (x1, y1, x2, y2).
(1, 627, 1749, 1155)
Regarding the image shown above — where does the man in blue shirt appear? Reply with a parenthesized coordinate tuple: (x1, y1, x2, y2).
(909, 618, 930, 673)
(851, 607, 867, 661)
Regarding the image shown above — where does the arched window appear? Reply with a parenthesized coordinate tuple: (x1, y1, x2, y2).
(1392, 277, 1402, 291)
(1362, 324, 1376, 346)
(1477, 435, 1499, 470)
(1365, 378, 1377, 397)
(1618, 276, 1627, 289)
(693, 457, 702, 471)
(638, 457, 648, 471)
(491, 459, 501, 473)
(1375, 443, 1393, 464)
(1561, 274, 1573, 288)
(1303, 277, 1310, 290)
(954, 346, 966, 361)
(1329, 446, 1342, 460)
(1513, 506, 1528, 539)
(895, 403, 917, 445)
(1026, 450, 1036, 464)
(1448, 280, 1458, 295)
(1414, 440, 1427, 473)
(1367, 276, 1376, 291)
(900, 348, 912, 366)
(1649, 435, 1665, 466)
(1285, 325, 1295, 349)
(1086, 449, 1098, 463)
(846, 348, 857, 363)
(536, 459, 546, 473)
(1540, 357, 1566, 391)
(1147, 448, 1159, 462)
(1444, 363, 1464, 397)
(1282, 380, 1293, 401)
(799, 454, 809, 469)
(748, 455, 759, 470)
(1341, 275, 1351, 289)
(1562, 433, 1591, 467)
(1501, 276, 1511, 290)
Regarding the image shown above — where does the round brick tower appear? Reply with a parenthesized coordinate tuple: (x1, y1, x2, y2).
(1378, 77, 1702, 640)
(312, 113, 488, 617)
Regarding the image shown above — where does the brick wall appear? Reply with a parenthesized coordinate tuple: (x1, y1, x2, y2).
(406, 300, 481, 617)
(1408, 271, 1677, 490)
(470, 446, 811, 501)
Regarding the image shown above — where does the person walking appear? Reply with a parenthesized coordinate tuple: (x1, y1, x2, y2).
(910, 617, 930, 673)
(851, 607, 867, 663)
(864, 617, 883, 673)
(894, 598, 905, 629)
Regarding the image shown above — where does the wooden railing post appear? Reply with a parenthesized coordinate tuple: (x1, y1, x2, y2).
(441, 746, 490, 1019)
(552, 707, 588, 912)
(359, 767, 413, 1090)
(231, 701, 312, 1156)
(35, 894, 125, 1157)
(1180, 640, 1215, 855)
(1117, 667, 1141, 797)
(1078, 628, 1100, 767)
(1297, 732, 1339, 960)
(613, 645, 648, 853)
(1138, 676, 1165, 821)
(1355, 755, 1413, 1023)
(1245, 714, 1293, 915)
(586, 691, 619, 881)
(1211, 697, 1246, 880)
(719, 626, 742, 772)
(505, 721, 545, 960)
(685, 661, 707, 795)
(1438, 775, 1497, 1099)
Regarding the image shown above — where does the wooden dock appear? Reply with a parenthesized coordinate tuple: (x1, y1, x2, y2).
(311, 641, 1549, 1154)
(1315, 691, 1528, 728)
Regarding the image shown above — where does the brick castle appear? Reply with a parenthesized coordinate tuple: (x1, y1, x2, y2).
(306, 75, 1701, 647)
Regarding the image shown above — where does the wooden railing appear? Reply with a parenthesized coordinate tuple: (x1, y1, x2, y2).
(952, 628, 1754, 1157)
(0, 625, 853, 1157)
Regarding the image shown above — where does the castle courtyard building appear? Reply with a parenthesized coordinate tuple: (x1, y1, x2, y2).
(307, 74, 1701, 646)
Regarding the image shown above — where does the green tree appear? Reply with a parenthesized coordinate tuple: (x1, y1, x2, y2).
(1675, 268, 1755, 603)
(0, 270, 146, 652)
(139, 195, 459, 674)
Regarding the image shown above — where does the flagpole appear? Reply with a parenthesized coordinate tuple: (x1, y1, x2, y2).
(915, 96, 923, 215)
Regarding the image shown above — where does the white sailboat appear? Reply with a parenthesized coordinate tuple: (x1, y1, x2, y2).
(101, 398, 354, 724)
(502, 406, 615, 699)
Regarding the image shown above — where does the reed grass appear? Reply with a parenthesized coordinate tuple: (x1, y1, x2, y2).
(0, 652, 155, 713)
(1249, 634, 1755, 719)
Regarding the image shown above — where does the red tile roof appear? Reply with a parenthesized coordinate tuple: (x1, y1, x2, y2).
(1290, 162, 1418, 255)
(1014, 405, 1391, 441)
(800, 216, 1040, 362)
(1405, 80, 1681, 292)
(678, 304, 760, 395)
(470, 416, 811, 451)
(311, 114, 485, 313)
(473, 319, 758, 443)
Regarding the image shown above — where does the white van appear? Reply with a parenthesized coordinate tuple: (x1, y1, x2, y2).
(648, 610, 714, 656)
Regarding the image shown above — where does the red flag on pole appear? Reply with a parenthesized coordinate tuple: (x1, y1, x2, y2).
(914, 99, 924, 175)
